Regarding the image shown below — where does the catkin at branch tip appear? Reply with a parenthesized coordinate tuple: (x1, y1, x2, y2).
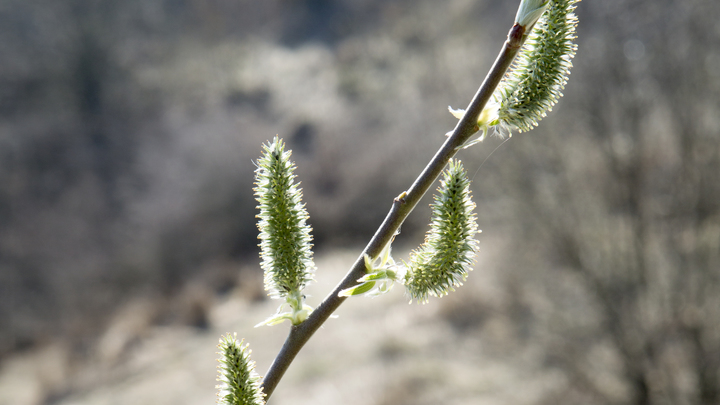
(495, 0, 580, 133)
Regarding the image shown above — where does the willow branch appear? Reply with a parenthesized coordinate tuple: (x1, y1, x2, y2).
(260, 22, 528, 401)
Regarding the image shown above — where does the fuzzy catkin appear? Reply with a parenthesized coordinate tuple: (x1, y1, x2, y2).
(216, 334, 265, 405)
(495, 0, 580, 132)
(254, 137, 315, 300)
(404, 160, 479, 303)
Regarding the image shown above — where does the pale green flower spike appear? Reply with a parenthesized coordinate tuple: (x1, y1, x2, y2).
(495, 0, 580, 133)
(449, 0, 579, 140)
(339, 242, 400, 297)
(404, 160, 479, 304)
(254, 136, 315, 325)
(216, 334, 265, 405)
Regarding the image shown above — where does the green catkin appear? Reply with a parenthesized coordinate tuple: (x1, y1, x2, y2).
(216, 334, 265, 405)
(495, 0, 580, 132)
(404, 160, 479, 303)
(254, 137, 315, 301)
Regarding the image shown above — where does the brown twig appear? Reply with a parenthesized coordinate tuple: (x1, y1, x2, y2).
(260, 21, 528, 401)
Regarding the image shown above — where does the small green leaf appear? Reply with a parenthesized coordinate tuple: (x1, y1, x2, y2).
(339, 281, 377, 297)
(360, 271, 393, 282)
(254, 295, 313, 327)
(254, 314, 292, 328)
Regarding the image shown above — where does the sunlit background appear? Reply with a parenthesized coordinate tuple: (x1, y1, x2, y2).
(1, 0, 719, 404)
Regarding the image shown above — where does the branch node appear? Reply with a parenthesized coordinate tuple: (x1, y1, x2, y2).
(394, 191, 409, 204)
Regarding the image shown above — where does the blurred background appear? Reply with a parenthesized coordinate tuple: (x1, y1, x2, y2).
(1, 0, 719, 404)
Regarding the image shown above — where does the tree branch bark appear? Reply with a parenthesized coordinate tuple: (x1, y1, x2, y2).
(260, 22, 528, 401)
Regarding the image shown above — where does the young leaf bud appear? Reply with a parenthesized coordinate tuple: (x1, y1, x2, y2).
(515, 0, 549, 28)
(339, 243, 400, 298)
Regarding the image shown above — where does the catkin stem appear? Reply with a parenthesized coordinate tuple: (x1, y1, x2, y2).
(260, 21, 528, 402)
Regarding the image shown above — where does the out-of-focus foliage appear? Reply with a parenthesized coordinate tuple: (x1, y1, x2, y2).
(468, 0, 720, 403)
(0, 0, 471, 357)
(1, 1, 718, 404)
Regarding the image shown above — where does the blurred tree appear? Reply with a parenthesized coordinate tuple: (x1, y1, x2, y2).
(1, 3, 716, 405)
(492, 0, 720, 403)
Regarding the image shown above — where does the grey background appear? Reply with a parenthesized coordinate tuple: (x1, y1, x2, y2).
(0, 0, 718, 404)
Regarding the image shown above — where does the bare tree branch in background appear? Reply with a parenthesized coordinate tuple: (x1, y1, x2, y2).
(495, 1, 720, 403)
